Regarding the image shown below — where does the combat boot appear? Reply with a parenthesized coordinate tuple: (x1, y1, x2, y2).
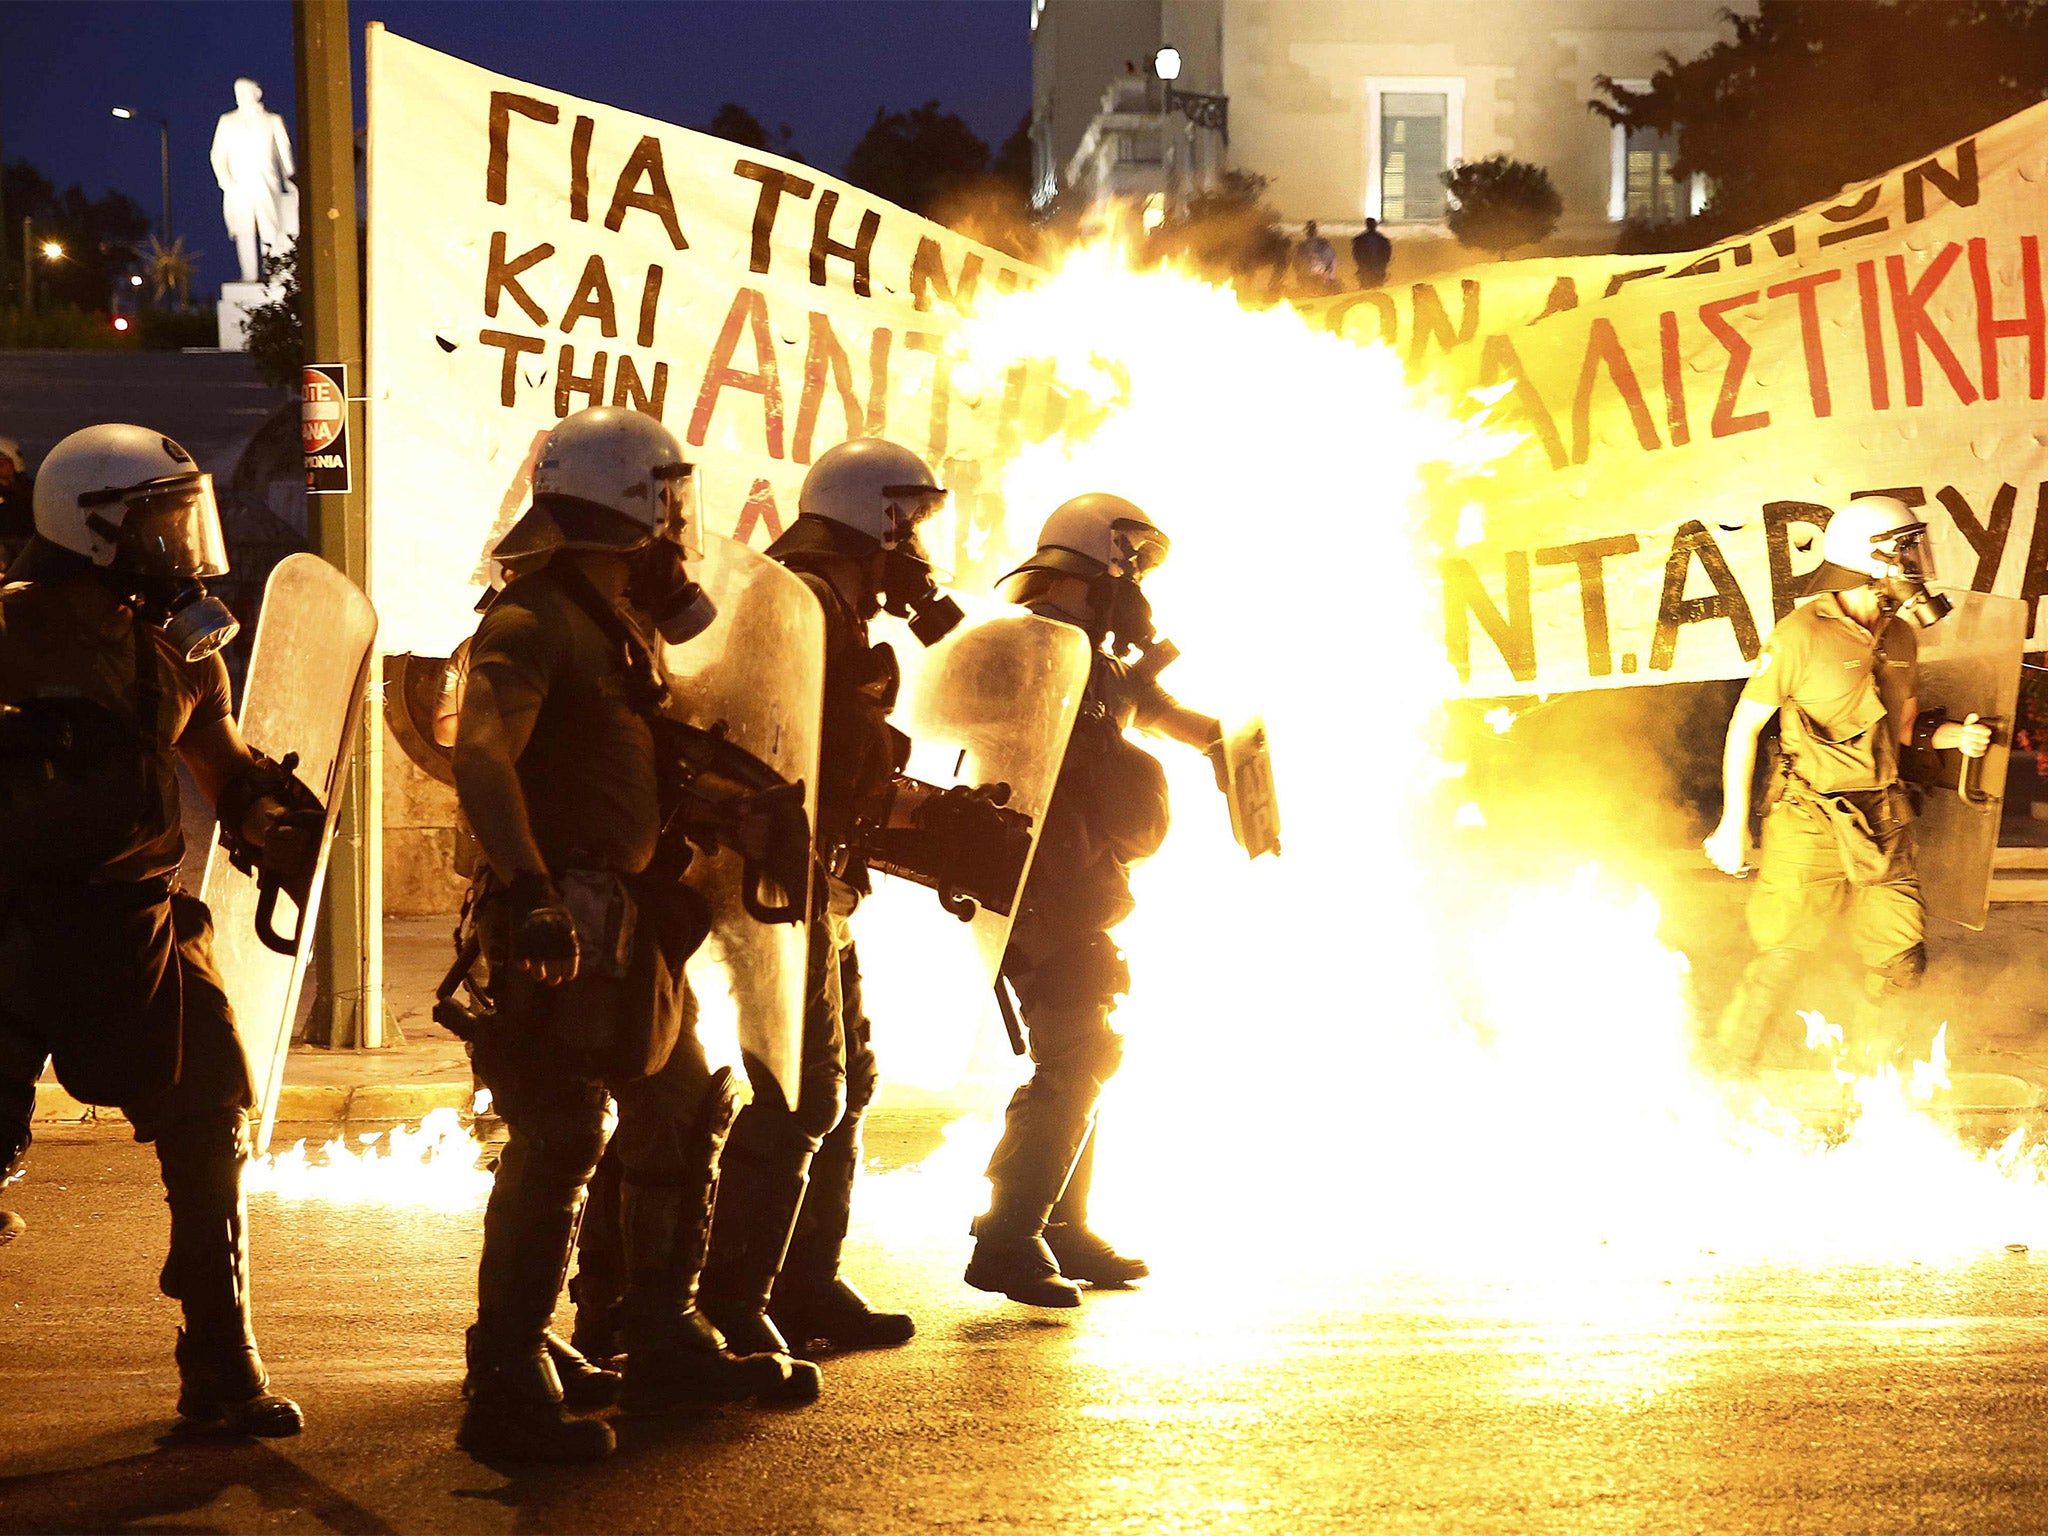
(618, 1069, 821, 1413)
(1044, 1223, 1149, 1286)
(157, 1121, 303, 1437)
(463, 1328, 619, 1414)
(1042, 1131, 1146, 1286)
(771, 1276, 916, 1352)
(965, 1198, 1082, 1309)
(772, 1111, 915, 1350)
(458, 1329, 615, 1463)
(697, 1123, 810, 1359)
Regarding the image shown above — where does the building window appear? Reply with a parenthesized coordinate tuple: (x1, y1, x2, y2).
(1623, 125, 1684, 222)
(1381, 94, 1448, 222)
(1364, 78, 1465, 224)
(1116, 130, 1162, 165)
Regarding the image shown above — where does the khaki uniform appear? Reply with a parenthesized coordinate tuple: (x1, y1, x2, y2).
(1716, 593, 1926, 1069)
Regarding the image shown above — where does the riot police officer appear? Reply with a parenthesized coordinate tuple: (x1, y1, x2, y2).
(452, 406, 816, 1463)
(695, 437, 960, 1361)
(1705, 494, 1991, 1072)
(966, 494, 1223, 1307)
(0, 424, 315, 1433)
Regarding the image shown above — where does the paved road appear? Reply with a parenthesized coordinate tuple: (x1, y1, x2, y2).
(0, 350, 288, 481)
(8, 1132, 2048, 1534)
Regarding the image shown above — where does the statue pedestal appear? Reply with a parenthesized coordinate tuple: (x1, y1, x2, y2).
(217, 280, 282, 352)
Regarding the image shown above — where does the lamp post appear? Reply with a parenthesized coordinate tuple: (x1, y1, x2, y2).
(21, 221, 63, 313)
(1152, 46, 1229, 146)
(111, 106, 172, 243)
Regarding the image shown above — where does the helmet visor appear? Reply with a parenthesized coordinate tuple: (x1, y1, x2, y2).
(85, 472, 228, 579)
(654, 463, 703, 559)
(1111, 519, 1170, 578)
(1894, 526, 1936, 584)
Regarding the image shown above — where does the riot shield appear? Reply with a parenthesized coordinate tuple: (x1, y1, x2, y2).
(200, 555, 377, 1150)
(878, 613, 1092, 987)
(383, 648, 461, 787)
(1900, 589, 2027, 930)
(1222, 715, 1281, 859)
(663, 533, 823, 1111)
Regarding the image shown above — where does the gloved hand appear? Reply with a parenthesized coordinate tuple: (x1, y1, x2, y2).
(255, 806, 324, 906)
(506, 871, 579, 985)
(1203, 731, 1230, 795)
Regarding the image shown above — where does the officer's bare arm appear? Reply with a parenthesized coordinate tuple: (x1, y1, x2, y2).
(453, 663, 550, 880)
(1705, 697, 1777, 871)
(1900, 697, 1994, 757)
(177, 714, 275, 843)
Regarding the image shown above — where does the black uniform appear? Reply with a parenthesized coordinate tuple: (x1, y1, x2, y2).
(0, 575, 276, 1417)
(982, 615, 1174, 1239)
(457, 567, 739, 1394)
(697, 566, 896, 1348)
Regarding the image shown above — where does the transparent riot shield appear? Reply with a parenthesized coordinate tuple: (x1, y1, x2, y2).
(664, 532, 823, 1111)
(879, 613, 1092, 987)
(201, 555, 377, 1150)
(1900, 589, 2027, 930)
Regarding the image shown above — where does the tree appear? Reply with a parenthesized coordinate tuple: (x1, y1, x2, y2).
(1146, 170, 1290, 294)
(1594, 0, 2048, 245)
(1441, 155, 1563, 259)
(841, 101, 991, 218)
(703, 102, 800, 163)
(244, 245, 302, 394)
(991, 112, 1033, 194)
(3, 159, 150, 310)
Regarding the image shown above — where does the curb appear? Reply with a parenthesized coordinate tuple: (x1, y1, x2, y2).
(32, 1080, 475, 1129)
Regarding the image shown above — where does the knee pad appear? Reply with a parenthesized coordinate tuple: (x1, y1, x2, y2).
(842, 1048, 879, 1121)
(1870, 943, 1928, 997)
(519, 1111, 608, 1193)
(727, 1058, 827, 1164)
(791, 1062, 848, 1144)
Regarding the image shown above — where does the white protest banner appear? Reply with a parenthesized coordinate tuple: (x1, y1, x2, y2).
(1306, 100, 2048, 697)
(366, 28, 1047, 655)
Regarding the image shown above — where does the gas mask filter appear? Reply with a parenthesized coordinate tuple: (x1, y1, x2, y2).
(82, 473, 241, 662)
(628, 539, 718, 644)
(880, 546, 963, 646)
(1100, 575, 1157, 660)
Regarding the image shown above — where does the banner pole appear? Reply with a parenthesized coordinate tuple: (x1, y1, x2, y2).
(295, 0, 384, 1050)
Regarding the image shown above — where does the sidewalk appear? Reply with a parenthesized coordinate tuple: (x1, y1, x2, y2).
(35, 882, 2048, 1132)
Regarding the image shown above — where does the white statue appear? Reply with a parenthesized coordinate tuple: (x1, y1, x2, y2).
(210, 78, 298, 285)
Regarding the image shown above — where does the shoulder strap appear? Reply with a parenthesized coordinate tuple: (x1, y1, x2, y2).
(539, 562, 670, 718)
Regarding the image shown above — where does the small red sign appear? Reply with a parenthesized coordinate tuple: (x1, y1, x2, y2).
(303, 363, 351, 494)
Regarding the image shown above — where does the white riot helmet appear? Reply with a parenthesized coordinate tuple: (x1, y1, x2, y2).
(793, 438, 947, 551)
(21, 423, 238, 661)
(772, 438, 961, 644)
(1003, 493, 1170, 586)
(1801, 493, 1951, 628)
(1001, 493, 1170, 658)
(493, 407, 714, 643)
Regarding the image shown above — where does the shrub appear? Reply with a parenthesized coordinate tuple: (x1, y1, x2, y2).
(1442, 155, 1564, 259)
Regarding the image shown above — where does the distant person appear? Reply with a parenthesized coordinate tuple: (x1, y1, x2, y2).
(0, 440, 32, 573)
(1299, 221, 1338, 292)
(1352, 218, 1392, 288)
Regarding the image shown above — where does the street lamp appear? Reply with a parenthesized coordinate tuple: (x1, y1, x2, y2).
(111, 105, 172, 244)
(20, 220, 64, 313)
(1151, 45, 1229, 146)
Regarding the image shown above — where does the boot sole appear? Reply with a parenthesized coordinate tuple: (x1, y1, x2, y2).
(963, 1272, 1083, 1308)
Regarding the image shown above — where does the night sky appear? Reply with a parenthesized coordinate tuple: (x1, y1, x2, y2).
(2, 0, 1030, 299)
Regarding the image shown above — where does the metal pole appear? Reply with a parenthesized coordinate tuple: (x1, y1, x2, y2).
(158, 118, 171, 246)
(295, 0, 384, 1050)
(21, 218, 31, 313)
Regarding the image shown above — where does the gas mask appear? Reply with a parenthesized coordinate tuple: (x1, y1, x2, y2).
(879, 545, 963, 646)
(81, 472, 240, 662)
(1878, 531, 1952, 630)
(627, 538, 717, 644)
(1099, 574, 1157, 660)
